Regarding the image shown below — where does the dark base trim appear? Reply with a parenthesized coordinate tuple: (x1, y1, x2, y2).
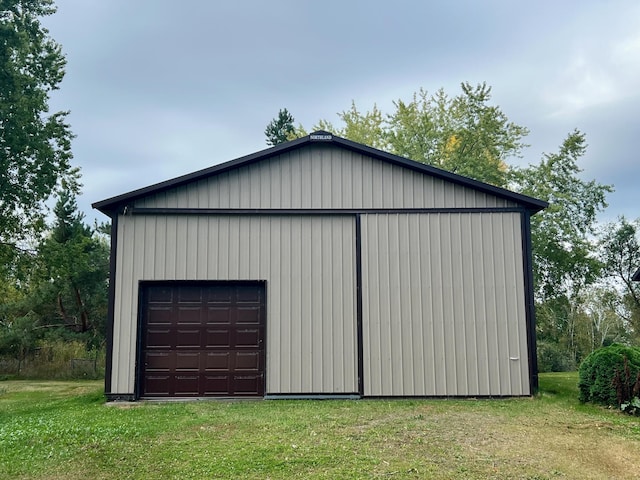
(105, 393, 136, 402)
(265, 394, 361, 400)
(363, 394, 534, 400)
(140, 396, 264, 402)
(107, 392, 534, 402)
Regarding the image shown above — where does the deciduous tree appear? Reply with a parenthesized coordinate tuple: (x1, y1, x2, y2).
(600, 217, 640, 338)
(312, 82, 529, 187)
(386, 83, 528, 187)
(512, 130, 612, 301)
(0, 0, 77, 264)
(334, 102, 387, 150)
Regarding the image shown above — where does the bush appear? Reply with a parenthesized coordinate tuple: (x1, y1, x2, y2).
(578, 344, 640, 406)
(537, 341, 577, 372)
(0, 339, 105, 379)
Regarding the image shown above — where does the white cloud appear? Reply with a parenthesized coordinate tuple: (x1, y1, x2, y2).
(543, 54, 617, 116)
(611, 31, 640, 89)
(541, 7, 640, 118)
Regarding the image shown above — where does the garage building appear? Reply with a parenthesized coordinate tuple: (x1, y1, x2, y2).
(93, 131, 547, 400)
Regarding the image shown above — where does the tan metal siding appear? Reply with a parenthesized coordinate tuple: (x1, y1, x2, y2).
(137, 144, 516, 210)
(110, 214, 357, 395)
(361, 212, 529, 397)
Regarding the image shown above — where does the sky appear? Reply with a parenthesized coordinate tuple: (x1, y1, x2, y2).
(41, 0, 640, 225)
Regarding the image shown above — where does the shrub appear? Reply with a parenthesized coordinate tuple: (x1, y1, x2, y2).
(578, 344, 640, 407)
(0, 339, 105, 379)
(537, 341, 577, 372)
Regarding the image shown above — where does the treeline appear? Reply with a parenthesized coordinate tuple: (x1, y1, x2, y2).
(0, 191, 109, 377)
(266, 86, 640, 370)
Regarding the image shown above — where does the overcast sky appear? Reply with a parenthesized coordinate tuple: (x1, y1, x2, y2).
(42, 0, 639, 225)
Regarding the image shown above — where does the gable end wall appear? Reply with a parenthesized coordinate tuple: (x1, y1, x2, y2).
(135, 144, 517, 210)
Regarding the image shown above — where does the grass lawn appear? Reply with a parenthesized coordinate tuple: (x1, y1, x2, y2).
(1, 374, 639, 479)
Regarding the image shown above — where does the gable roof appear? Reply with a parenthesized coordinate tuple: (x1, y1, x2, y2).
(633, 268, 640, 282)
(93, 131, 548, 216)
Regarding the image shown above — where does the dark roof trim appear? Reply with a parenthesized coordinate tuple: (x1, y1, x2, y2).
(129, 206, 527, 215)
(92, 131, 548, 216)
(633, 268, 640, 282)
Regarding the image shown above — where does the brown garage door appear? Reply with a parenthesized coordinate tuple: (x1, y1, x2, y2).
(139, 282, 266, 397)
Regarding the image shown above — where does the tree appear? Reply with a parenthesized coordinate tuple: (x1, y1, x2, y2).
(265, 108, 295, 146)
(386, 83, 528, 187)
(311, 82, 529, 187)
(0, 189, 109, 374)
(0, 312, 38, 372)
(32, 189, 109, 341)
(333, 102, 387, 150)
(600, 217, 640, 338)
(512, 130, 612, 301)
(511, 131, 614, 365)
(581, 287, 628, 350)
(0, 0, 77, 265)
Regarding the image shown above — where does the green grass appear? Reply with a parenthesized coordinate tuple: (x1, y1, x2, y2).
(1, 374, 639, 479)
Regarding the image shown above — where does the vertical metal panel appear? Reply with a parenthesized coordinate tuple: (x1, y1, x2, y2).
(361, 212, 529, 397)
(138, 145, 516, 210)
(112, 215, 136, 393)
(111, 214, 357, 395)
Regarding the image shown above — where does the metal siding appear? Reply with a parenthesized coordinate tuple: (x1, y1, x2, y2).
(138, 144, 515, 210)
(361, 212, 529, 397)
(110, 214, 357, 395)
(112, 215, 136, 393)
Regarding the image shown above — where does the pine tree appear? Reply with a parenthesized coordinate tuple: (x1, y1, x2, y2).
(265, 108, 295, 146)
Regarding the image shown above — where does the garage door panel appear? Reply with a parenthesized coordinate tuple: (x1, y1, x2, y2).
(206, 329, 231, 348)
(140, 282, 265, 397)
(205, 352, 230, 370)
(203, 375, 230, 395)
(147, 307, 173, 324)
(207, 288, 232, 303)
(207, 308, 231, 324)
(236, 285, 261, 303)
(145, 375, 171, 395)
(235, 328, 261, 348)
(235, 351, 260, 370)
(146, 329, 172, 348)
(177, 307, 201, 324)
(174, 375, 199, 395)
(236, 307, 261, 324)
(145, 351, 172, 370)
(178, 286, 202, 303)
(233, 375, 261, 395)
(175, 329, 201, 348)
(147, 286, 174, 303)
(175, 352, 199, 370)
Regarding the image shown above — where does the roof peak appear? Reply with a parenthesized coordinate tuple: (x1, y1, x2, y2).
(93, 130, 548, 215)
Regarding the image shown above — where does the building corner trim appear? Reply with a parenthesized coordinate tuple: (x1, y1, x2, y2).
(104, 214, 118, 395)
(521, 210, 539, 393)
